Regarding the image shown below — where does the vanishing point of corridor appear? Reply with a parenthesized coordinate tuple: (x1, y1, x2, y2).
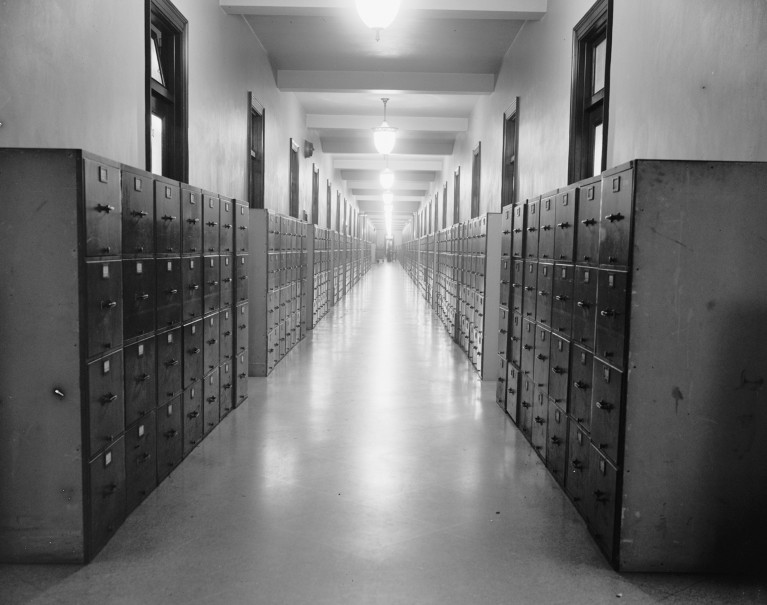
(2, 264, 765, 604)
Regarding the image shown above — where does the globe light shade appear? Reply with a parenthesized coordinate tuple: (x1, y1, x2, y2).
(355, 0, 401, 31)
(379, 168, 395, 190)
(382, 191, 394, 205)
(373, 122, 397, 155)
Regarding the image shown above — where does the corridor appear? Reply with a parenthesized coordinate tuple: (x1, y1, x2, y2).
(2, 263, 765, 604)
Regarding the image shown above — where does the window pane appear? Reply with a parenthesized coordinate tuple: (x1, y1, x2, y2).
(592, 38, 606, 94)
(151, 113, 164, 175)
(151, 36, 165, 85)
(592, 122, 603, 177)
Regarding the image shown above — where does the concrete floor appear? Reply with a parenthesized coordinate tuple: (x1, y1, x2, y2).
(2, 263, 766, 604)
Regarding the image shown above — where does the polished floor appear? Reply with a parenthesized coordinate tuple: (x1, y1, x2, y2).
(2, 263, 766, 604)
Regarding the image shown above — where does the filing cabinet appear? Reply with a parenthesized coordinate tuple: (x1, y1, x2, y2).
(533, 325, 550, 392)
(182, 385, 203, 456)
(495, 357, 507, 411)
(234, 349, 249, 408)
(522, 261, 537, 320)
(537, 191, 556, 260)
(183, 319, 203, 389)
(203, 368, 220, 436)
(493, 160, 767, 572)
(220, 196, 235, 253)
(220, 254, 234, 308)
(530, 389, 547, 455)
(0, 149, 248, 563)
(520, 318, 536, 376)
(203, 312, 220, 373)
(524, 197, 539, 259)
(535, 262, 553, 326)
(511, 203, 525, 258)
(219, 360, 234, 417)
(506, 364, 520, 424)
(202, 191, 220, 254)
(203, 255, 221, 313)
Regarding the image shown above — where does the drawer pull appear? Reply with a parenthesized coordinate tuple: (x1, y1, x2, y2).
(187, 217, 200, 224)
(139, 453, 152, 464)
(523, 344, 532, 351)
(538, 290, 548, 297)
(576, 300, 589, 309)
(101, 300, 118, 309)
(573, 380, 589, 390)
(188, 410, 200, 419)
(138, 373, 151, 382)
(206, 221, 218, 227)
(581, 218, 597, 226)
(595, 400, 614, 411)
(54, 388, 65, 398)
(207, 338, 217, 345)
(223, 383, 232, 390)
(189, 347, 201, 354)
(499, 329, 507, 334)
(189, 284, 200, 291)
(536, 354, 547, 361)
(207, 396, 217, 403)
(161, 215, 177, 221)
(554, 295, 567, 302)
(526, 227, 537, 232)
(605, 213, 624, 222)
(550, 436, 562, 445)
(136, 293, 150, 301)
(223, 223, 232, 229)
(166, 288, 179, 295)
(534, 416, 545, 424)
(593, 489, 609, 503)
(100, 393, 117, 404)
(239, 226, 248, 231)
(96, 204, 115, 213)
(571, 459, 583, 470)
(207, 280, 219, 286)
(510, 336, 519, 342)
(131, 210, 148, 218)
(600, 308, 617, 317)
(103, 483, 119, 496)
(223, 277, 232, 283)
(165, 359, 179, 367)
(223, 331, 232, 336)
(239, 324, 247, 329)
(238, 373, 247, 379)
(552, 366, 565, 375)
(541, 225, 552, 231)
(557, 222, 570, 229)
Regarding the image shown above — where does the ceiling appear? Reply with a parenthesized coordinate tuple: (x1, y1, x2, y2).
(221, 0, 547, 234)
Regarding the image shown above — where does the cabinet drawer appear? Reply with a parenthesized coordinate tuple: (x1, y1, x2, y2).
(497, 307, 509, 359)
(521, 318, 536, 377)
(220, 196, 234, 253)
(87, 436, 125, 559)
(588, 444, 619, 563)
(575, 176, 601, 265)
(546, 400, 567, 486)
(599, 167, 633, 269)
(87, 351, 124, 459)
(203, 255, 221, 314)
(219, 360, 234, 417)
(536, 262, 553, 326)
(531, 388, 548, 457)
(156, 328, 183, 404)
(499, 257, 510, 308)
(154, 178, 181, 255)
(522, 261, 538, 320)
(235, 202, 250, 253)
(512, 203, 525, 258)
(156, 257, 182, 330)
(182, 319, 203, 389)
(121, 166, 154, 256)
(501, 205, 512, 258)
(83, 157, 121, 257)
(122, 258, 156, 341)
(510, 259, 524, 314)
(566, 420, 591, 519)
(551, 263, 574, 338)
(182, 384, 203, 456)
(548, 334, 571, 408)
(533, 325, 551, 393)
(570, 345, 593, 430)
(496, 357, 507, 412)
(554, 186, 577, 262)
(219, 308, 234, 360)
(506, 363, 521, 424)
(235, 302, 249, 355)
(572, 266, 598, 351)
(86, 260, 123, 359)
(156, 397, 182, 481)
(519, 375, 535, 440)
(181, 256, 203, 321)
(203, 312, 220, 373)
(590, 360, 624, 464)
(594, 270, 629, 370)
(524, 197, 540, 259)
(220, 255, 234, 309)
(202, 191, 220, 254)
(123, 337, 156, 426)
(203, 368, 220, 436)
(125, 412, 157, 515)
(538, 192, 556, 260)
(235, 254, 249, 303)
(234, 348, 249, 407)
(181, 185, 202, 255)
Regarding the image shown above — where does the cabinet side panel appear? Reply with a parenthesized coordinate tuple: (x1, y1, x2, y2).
(248, 209, 268, 376)
(621, 160, 767, 572)
(0, 149, 85, 562)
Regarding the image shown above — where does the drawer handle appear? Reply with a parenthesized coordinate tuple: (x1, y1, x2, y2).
(139, 453, 152, 464)
(499, 329, 507, 334)
(550, 436, 562, 445)
(510, 336, 519, 342)
(534, 416, 545, 424)
(600, 308, 617, 317)
(187, 217, 200, 224)
(136, 293, 149, 301)
(595, 400, 614, 411)
(557, 222, 570, 229)
(554, 295, 567, 302)
(54, 388, 66, 398)
(166, 288, 179, 295)
(223, 278, 232, 283)
(538, 290, 548, 297)
(165, 359, 179, 367)
(189, 347, 201, 354)
(239, 226, 248, 231)
(207, 396, 217, 403)
(100, 393, 117, 404)
(605, 213, 624, 222)
(223, 223, 232, 229)
(526, 227, 536, 232)
(239, 324, 247, 330)
(103, 483, 119, 496)
(511, 282, 521, 288)
(239, 276, 248, 281)
(138, 373, 151, 382)
(581, 218, 597, 226)
(238, 373, 247, 379)
(161, 215, 177, 221)
(541, 225, 552, 231)
(576, 300, 589, 309)
(96, 204, 115, 213)
(189, 284, 200, 291)
(223, 383, 232, 389)
(206, 221, 218, 227)
(131, 210, 148, 218)
(207, 338, 217, 345)
(224, 331, 232, 336)
(571, 459, 583, 470)
(188, 410, 200, 418)
(536, 354, 547, 361)
(208, 280, 219, 286)
(523, 345, 532, 351)
(508, 388, 516, 395)
(594, 489, 609, 503)
(573, 380, 589, 390)
(521, 401, 531, 409)
(552, 366, 565, 375)
(101, 300, 118, 309)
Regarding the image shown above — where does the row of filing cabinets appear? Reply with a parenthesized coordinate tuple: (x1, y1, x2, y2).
(495, 159, 767, 573)
(0, 148, 249, 563)
(250, 210, 375, 376)
(400, 214, 502, 380)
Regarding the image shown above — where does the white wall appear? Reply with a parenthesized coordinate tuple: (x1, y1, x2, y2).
(414, 0, 767, 226)
(0, 0, 360, 226)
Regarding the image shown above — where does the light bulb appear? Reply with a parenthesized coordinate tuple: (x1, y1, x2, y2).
(380, 168, 395, 190)
(373, 124, 396, 154)
(382, 191, 394, 205)
(355, 0, 401, 34)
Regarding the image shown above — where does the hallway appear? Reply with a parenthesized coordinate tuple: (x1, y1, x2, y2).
(2, 263, 765, 604)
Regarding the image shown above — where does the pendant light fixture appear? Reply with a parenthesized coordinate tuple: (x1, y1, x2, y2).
(373, 98, 397, 155)
(355, 0, 401, 42)
(382, 190, 394, 205)
(380, 157, 395, 190)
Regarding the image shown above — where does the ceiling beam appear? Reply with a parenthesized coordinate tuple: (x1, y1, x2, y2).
(307, 115, 468, 132)
(352, 189, 426, 197)
(277, 70, 494, 94)
(335, 158, 443, 171)
(221, 0, 547, 20)
(321, 137, 454, 155)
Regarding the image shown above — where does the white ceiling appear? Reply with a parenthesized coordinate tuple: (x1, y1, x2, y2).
(222, 0, 547, 233)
